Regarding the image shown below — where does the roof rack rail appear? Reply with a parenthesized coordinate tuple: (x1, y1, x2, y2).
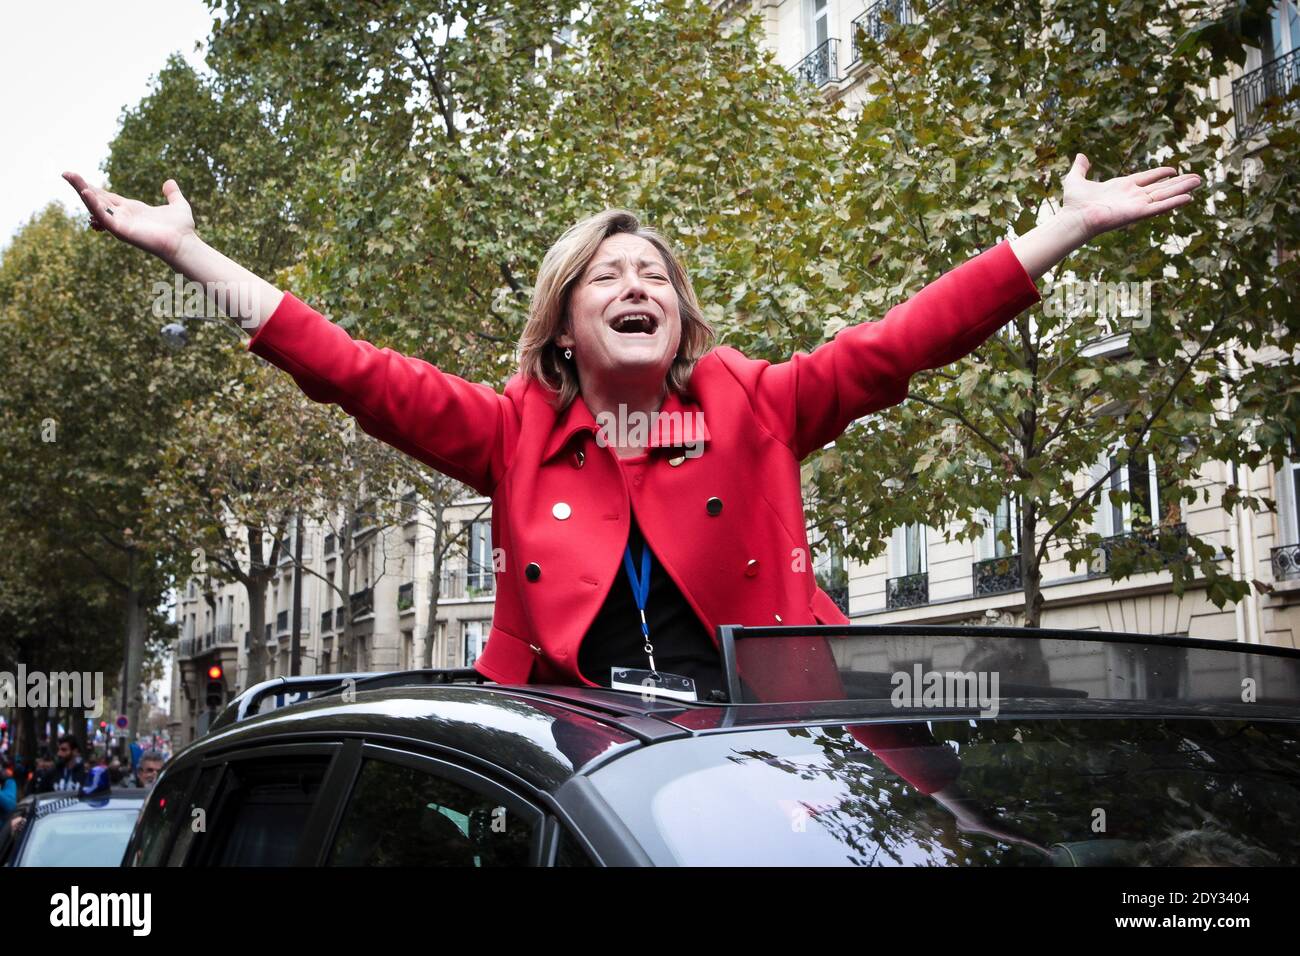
(210, 673, 381, 732)
(310, 667, 487, 698)
(209, 669, 491, 732)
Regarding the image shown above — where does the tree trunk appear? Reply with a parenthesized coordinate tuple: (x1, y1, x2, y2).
(245, 576, 268, 687)
(123, 549, 147, 745)
(338, 501, 356, 673)
(1017, 499, 1050, 683)
(1020, 499, 1044, 628)
(243, 523, 276, 687)
(290, 512, 304, 676)
(422, 506, 446, 669)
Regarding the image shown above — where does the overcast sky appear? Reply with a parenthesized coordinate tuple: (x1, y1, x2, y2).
(1, 0, 213, 252)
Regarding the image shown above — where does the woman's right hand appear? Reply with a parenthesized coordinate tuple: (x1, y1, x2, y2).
(62, 171, 196, 264)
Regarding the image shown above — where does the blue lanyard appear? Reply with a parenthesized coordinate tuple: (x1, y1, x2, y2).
(622, 542, 656, 672)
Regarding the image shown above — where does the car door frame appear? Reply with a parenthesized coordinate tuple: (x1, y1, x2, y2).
(150, 732, 644, 867)
(304, 739, 551, 866)
(171, 741, 348, 867)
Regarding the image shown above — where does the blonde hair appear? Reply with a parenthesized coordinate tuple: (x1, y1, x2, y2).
(518, 209, 714, 410)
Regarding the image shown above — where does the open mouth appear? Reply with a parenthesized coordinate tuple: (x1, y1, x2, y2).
(610, 311, 658, 335)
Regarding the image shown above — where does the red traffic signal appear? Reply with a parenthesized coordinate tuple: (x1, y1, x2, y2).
(207, 664, 223, 680)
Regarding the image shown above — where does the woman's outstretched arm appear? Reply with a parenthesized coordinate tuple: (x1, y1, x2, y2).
(62, 172, 283, 329)
(1009, 153, 1201, 280)
(64, 170, 509, 494)
(731, 153, 1203, 458)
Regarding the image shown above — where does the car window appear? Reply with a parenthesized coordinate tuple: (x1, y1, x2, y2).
(128, 767, 195, 867)
(166, 766, 225, 866)
(16, 810, 141, 867)
(553, 825, 596, 867)
(326, 758, 534, 866)
(198, 757, 330, 866)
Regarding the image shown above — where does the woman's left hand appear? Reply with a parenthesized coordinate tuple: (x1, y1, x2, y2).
(1060, 153, 1202, 242)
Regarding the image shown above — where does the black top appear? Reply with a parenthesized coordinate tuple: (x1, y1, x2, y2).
(578, 511, 724, 699)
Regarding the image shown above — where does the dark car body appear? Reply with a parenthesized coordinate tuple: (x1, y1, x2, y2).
(125, 625, 1300, 866)
(2, 789, 147, 867)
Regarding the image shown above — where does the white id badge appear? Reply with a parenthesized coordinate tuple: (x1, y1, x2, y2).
(610, 667, 698, 702)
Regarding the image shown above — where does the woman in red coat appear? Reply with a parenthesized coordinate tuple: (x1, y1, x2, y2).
(63, 158, 1198, 714)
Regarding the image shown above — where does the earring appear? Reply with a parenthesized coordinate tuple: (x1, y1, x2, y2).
(564, 347, 573, 360)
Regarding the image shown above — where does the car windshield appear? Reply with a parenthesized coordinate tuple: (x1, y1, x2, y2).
(589, 717, 1300, 866)
(17, 810, 140, 867)
(727, 626, 1300, 709)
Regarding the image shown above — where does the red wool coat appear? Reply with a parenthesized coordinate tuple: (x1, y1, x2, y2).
(247, 240, 1039, 731)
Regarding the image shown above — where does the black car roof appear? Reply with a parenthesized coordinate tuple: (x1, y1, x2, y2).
(174, 632, 1300, 794)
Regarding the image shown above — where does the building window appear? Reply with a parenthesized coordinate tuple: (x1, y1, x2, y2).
(463, 620, 490, 667)
(897, 522, 927, 575)
(1260, 0, 1300, 63)
(1291, 454, 1300, 542)
(809, 0, 830, 51)
(1105, 447, 1177, 534)
(989, 493, 1020, 557)
(467, 520, 494, 591)
(810, 519, 849, 614)
(886, 521, 929, 607)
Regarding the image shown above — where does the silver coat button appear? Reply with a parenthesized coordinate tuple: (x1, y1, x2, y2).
(552, 502, 572, 520)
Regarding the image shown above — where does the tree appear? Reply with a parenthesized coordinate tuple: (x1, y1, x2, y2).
(146, 361, 348, 686)
(799, 0, 1299, 625)
(200, 0, 848, 381)
(0, 205, 183, 739)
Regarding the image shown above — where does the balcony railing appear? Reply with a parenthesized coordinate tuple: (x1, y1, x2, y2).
(1272, 544, 1300, 582)
(1087, 523, 1190, 578)
(793, 37, 840, 88)
(439, 566, 496, 601)
(1233, 48, 1300, 138)
(275, 536, 311, 564)
(353, 501, 377, 536)
(351, 586, 374, 619)
(199, 623, 236, 652)
(973, 554, 1023, 596)
(852, 0, 916, 61)
(181, 624, 240, 658)
(886, 571, 929, 609)
(275, 607, 311, 635)
(398, 581, 415, 611)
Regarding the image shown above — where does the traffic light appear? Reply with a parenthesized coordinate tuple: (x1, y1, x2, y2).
(205, 664, 225, 709)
